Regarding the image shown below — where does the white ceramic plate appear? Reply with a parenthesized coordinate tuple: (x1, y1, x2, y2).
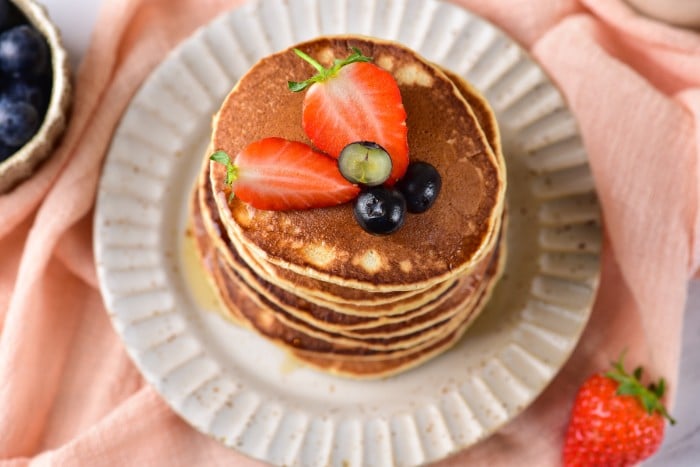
(94, 0, 601, 465)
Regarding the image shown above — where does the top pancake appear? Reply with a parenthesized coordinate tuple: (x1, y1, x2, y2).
(210, 36, 505, 291)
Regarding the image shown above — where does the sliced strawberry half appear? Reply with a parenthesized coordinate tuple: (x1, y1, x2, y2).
(289, 48, 409, 185)
(210, 137, 359, 211)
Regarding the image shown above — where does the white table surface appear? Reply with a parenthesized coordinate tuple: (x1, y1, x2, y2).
(39, 0, 699, 464)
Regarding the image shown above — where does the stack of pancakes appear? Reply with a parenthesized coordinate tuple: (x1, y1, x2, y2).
(191, 36, 507, 379)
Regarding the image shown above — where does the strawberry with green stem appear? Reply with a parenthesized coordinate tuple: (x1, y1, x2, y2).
(289, 47, 409, 185)
(210, 137, 359, 211)
(563, 353, 675, 467)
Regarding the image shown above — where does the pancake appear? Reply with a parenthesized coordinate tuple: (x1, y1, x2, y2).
(196, 191, 504, 356)
(192, 187, 505, 351)
(198, 154, 449, 316)
(198, 160, 463, 319)
(197, 177, 492, 339)
(194, 65, 505, 333)
(197, 149, 427, 307)
(190, 190, 243, 325)
(192, 192, 506, 377)
(195, 59, 505, 317)
(219, 172, 502, 309)
(190, 35, 509, 378)
(291, 243, 506, 378)
(213, 247, 493, 352)
(210, 36, 506, 292)
(442, 68, 502, 161)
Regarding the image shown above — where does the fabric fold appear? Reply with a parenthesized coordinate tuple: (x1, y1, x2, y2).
(0, 0, 698, 465)
(533, 13, 692, 385)
(674, 89, 700, 275)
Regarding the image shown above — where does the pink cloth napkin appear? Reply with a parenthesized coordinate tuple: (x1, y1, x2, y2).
(1, 0, 698, 465)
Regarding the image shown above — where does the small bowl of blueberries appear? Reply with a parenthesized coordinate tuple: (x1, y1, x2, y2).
(0, 0, 71, 193)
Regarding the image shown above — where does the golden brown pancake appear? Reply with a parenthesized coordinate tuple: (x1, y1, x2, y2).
(210, 36, 505, 292)
(290, 246, 505, 379)
(194, 61, 506, 315)
(191, 180, 506, 352)
(196, 173, 494, 340)
(196, 149, 452, 304)
(197, 160, 462, 319)
(442, 68, 502, 160)
(191, 191, 506, 377)
(193, 189, 503, 352)
(190, 35, 508, 378)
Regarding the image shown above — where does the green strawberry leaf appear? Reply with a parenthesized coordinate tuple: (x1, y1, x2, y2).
(210, 150, 238, 186)
(209, 150, 229, 164)
(634, 366, 643, 381)
(657, 378, 666, 398)
(288, 80, 310, 92)
(288, 47, 373, 92)
(616, 381, 639, 396)
(605, 351, 676, 425)
(209, 150, 238, 203)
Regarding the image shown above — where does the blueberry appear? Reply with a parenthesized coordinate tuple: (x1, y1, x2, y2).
(353, 186, 406, 235)
(0, 140, 18, 162)
(338, 141, 392, 186)
(3, 79, 44, 108)
(0, 0, 24, 31)
(0, 25, 49, 78)
(0, 1, 8, 28)
(396, 161, 442, 213)
(0, 97, 39, 146)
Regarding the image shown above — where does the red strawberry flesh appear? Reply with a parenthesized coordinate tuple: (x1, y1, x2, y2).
(214, 137, 359, 211)
(292, 49, 409, 185)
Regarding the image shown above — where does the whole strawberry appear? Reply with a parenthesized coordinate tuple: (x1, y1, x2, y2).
(563, 355, 675, 466)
